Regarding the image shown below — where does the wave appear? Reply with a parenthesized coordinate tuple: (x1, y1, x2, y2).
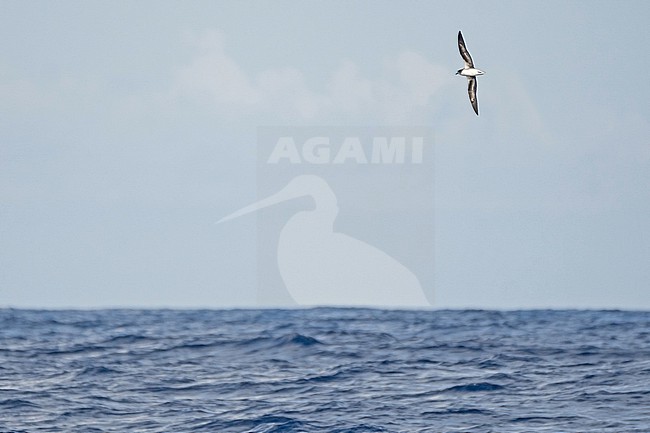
(1, 308, 648, 432)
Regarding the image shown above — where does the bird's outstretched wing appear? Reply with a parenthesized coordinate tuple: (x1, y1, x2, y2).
(458, 31, 474, 68)
(468, 77, 479, 115)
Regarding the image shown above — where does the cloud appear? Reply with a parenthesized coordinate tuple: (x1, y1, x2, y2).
(327, 60, 373, 116)
(256, 67, 324, 119)
(170, 29, 451, 123)
(395, 51, 448, 106)
(491, 70, 549, 144)
(172, 30, 260, 107)
(0, 28, 463, 126)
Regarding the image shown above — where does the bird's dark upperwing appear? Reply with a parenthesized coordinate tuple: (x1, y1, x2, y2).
(468, 77, 479, 115)
(458, 31, 474, 68)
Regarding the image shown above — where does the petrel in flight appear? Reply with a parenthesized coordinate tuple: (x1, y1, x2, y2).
(456, 31, 485, 115)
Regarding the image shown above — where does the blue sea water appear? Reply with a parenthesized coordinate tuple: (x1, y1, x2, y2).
(1, 308, 649, 432)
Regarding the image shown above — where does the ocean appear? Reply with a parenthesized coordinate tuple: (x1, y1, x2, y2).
(1, 308, 649, 432)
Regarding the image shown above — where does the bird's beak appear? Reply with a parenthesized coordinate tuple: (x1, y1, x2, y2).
(217, 184, 300, 224)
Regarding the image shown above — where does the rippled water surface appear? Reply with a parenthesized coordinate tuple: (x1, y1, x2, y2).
(1, 308, 649, 432)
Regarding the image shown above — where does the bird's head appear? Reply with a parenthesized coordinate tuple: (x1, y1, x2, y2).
(217, 175, 337, 224)
(455, 69, 462, 75)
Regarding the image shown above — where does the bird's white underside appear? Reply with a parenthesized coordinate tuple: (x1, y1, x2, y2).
(459, 68, 485, 77)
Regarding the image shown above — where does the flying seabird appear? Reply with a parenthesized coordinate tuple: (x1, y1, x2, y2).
(456, 31, 485, 115)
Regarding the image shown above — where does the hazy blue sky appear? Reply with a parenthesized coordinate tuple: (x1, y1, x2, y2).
(1, 1, 649, 309)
